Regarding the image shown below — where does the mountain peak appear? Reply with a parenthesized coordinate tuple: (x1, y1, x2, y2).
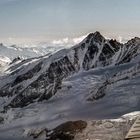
(133, 37, 140, 42)
(93, 31, 102, 36)
(126, 37, 140, 45)
(87, 31, 103, 38)
(85, 31, 105, 44)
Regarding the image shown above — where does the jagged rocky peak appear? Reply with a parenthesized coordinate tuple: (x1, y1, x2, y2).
(83, 31, 106, 45)
(10, 56, 22, 65)
(107, 39, 122, 51)
(109, 39, 122, 45)
(126, 37, 140, 46)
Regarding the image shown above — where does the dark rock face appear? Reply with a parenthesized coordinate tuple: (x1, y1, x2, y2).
(0, 116, 4, 123)
(12, 61, 43, 87)
(0, 32, 140, 109)
(25, 120, 87, 140)
(86, 32, 105, 44)
(118, 39, 140, 65)
(26, 118, 136, 140)
(46, 120, 87, 140)
(10, 56, 22, 65)
(87, 82, 108, 101)
(98, 40, 121, 66)
(7, 56, 75, 108)
(82, 44, 99, 70)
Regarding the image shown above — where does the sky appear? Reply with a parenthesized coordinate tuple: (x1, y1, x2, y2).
(0, 0, 140, 45)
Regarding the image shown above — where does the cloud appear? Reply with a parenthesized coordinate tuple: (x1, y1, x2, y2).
(118, 36, 123, 43)
(51, 35, 87, 46)
(72, 35, 86, 44)
(1, 34, 133, 48)
(106, 36, 131, 43)
(52, 38, 69, 45)
(116, 36, 131, 43)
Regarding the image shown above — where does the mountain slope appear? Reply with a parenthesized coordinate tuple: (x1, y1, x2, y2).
(0, 32, 140, 139)
(0, 32, 140, 110)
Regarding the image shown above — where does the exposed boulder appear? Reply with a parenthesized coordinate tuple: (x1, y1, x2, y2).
(0, 116, 4, 124)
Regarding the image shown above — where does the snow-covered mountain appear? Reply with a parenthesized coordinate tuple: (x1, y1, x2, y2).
(0, 31, 140, 140)
(0, 43, 67, 62)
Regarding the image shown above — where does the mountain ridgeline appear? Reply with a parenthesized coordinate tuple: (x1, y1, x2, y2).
(0, 31, 140, 109)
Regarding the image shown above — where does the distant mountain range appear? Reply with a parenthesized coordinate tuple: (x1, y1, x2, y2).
(0, 43, 68, 63)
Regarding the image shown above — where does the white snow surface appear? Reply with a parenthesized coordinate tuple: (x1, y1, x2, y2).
(0, 62, 140, 139)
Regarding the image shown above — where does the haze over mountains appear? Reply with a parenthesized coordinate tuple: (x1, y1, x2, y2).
(0, 35, 88, 66)
(0, 34, 131, 64)
(0, 43, 66, 63)
(0, 31, 140, 140)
